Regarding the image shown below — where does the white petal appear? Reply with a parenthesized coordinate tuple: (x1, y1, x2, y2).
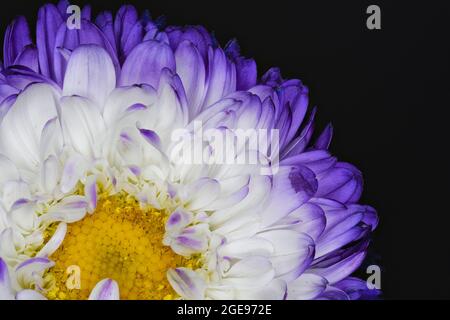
(175, 41, 206, 118)
(39, 117, 63, 161)
(236, 279, 287, 300)
(260, 166, 317, 227)
(15, 257, 54, 289)
(287, 273, 328, 300)
(63, 44, 116, 109)
(222, 256, 274, 288)
(0, 155, 19, 187)
(60, 96, 106, 158)
(0, 258, 14, 300)
(88, 279, 120, 300)
(40, 195, 87, 223)
(0, 229, 18, 262)
(60, 153, 87, 193)
(16, 289, 47, 300)
(37, 222, 66, 257)
(218, 238, 274, 259)
(209, 175, 271, 228)
(10, 200, 38, 232)
(143, 70, 188, 141)
(258, 230, 314, 281)
(167, 268, 206, 300)
(2, 180, 31, 211)
(168, 224, 209, 256)
(0, 84, 58, 170)
(84, 175, 97, 213)
(184, 178, 220, 211)
(102, 86, 156, 128)
(40, 155, 59, 193)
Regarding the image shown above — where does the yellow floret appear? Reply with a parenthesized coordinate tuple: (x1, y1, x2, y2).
(46, 192, 198, 300)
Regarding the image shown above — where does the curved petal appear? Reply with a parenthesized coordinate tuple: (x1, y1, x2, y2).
(167, 268, 206, 300)
(175, 40, 206, 118)
(316, 162, 363, 204)
(63, 44, 116, 108)
(37, 3, 64, 79)
(0, 258, 14, 300)
(60, 96, 106, 158)
(16, 289, 47, 300)
(119, 40, 175, 88)
(261, 165, 318, 227)
(0, 83, 58, 170)
(88, 279, 120, 300)
(3, 16, 32, 68)
(287, 273, 328, 300)
(37, 222, 67, 257)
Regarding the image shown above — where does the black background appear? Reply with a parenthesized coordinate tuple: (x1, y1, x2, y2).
(1, 0, 449, 300)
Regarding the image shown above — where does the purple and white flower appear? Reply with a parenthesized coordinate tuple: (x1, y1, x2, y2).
(0, 1, 379, 300)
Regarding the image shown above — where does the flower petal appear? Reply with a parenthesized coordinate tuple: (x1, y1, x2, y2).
(0, 258, 14, 300)
(63, 44, 116, 108)
(0, 83, 58, 170)
(167, 268, 206, 300)
(36, 3, 64, 79)
(316, 162, 363, 204)
(60, 96, 106, 158)
(119, 40, 175, 88)
(175, 40, 206, 118)
(3, 16, 32, 68)
(37, 222, 67, 257)
(88, 279, 120, 300)
(40, 195, 87, 223)
(287, 273, 328, 300)
(15, 289, 47, 300)
(261, 165, 318, 227)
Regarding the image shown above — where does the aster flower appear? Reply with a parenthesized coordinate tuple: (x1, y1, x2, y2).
(0, 1, 379, 300)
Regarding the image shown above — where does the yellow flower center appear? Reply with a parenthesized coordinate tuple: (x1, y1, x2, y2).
(45, 193, 194, 300)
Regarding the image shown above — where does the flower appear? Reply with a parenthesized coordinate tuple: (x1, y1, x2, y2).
(0, 1, 380, 300)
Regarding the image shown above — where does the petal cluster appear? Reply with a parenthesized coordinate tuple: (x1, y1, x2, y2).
(0, 1, 379, 300)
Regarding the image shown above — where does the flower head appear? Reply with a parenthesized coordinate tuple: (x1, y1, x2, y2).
(0, 1, 379, 300)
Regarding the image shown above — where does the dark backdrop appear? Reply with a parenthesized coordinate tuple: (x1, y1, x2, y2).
(1, 0, 449, 299)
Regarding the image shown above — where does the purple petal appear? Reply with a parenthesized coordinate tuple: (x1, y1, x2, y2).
(261, 67, 283, 87)
(95, 11, 117, 53)
(114, 5, 139, 61)
(314, 123, 334, 150)
(139, 128, 161, 149)
(37, 3, 64, 79)
(282, 150, 337, 175)
(53, 20, 120, 86)
(225, 39, 257, 91)
(281, 107, 317, 158)
(311, 238, 369, 284)
(57, 0, 70, 16)
(285, 85, 309, 143)
(3, 16, 32, 68)
(119, 40, 175, 88)
(13, 45, 39, 72)
(316, 162, 363, 204)
(166, 25, 213, 62)
(122, 21, 145, 58)
(202, 47, 236, 109)
(333, 277, 381, 300)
